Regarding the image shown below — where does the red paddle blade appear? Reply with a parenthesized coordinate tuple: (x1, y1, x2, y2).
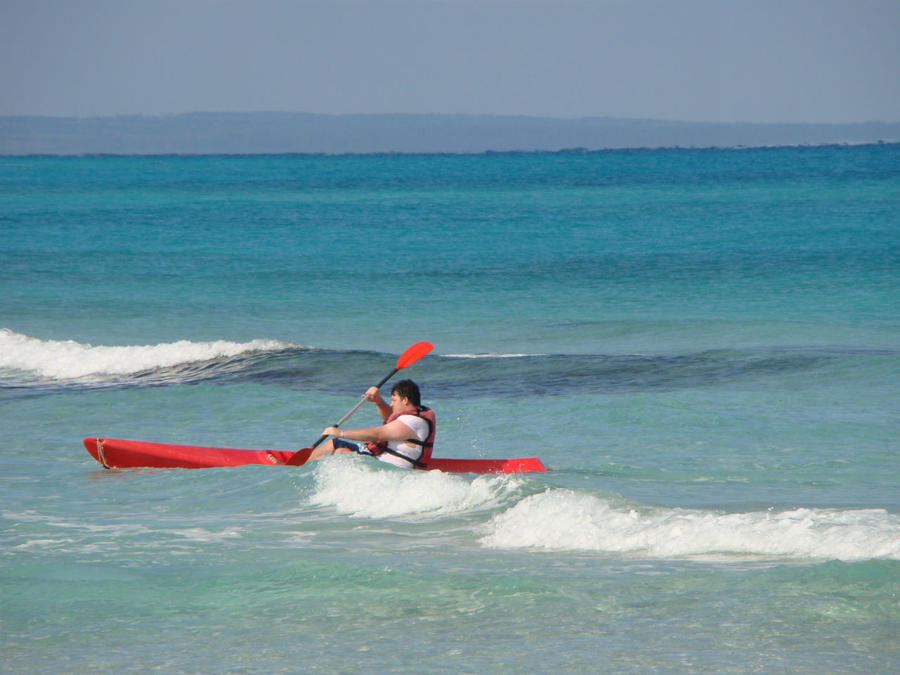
(396, 341, 434, 369)
(285, 447, 314, 466)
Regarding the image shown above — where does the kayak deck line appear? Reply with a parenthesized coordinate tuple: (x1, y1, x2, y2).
(83, 437, 547, 474)
(94, 438, 110, 469)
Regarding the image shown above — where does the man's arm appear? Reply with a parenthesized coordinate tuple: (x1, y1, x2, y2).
(364, 386, 393, 422)
(323, 419, 416, 444)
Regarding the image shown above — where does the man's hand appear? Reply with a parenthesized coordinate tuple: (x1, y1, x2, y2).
(364, 386, 384, 403)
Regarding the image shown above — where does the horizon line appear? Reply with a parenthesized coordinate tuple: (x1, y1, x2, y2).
(3, 111, 900, 127)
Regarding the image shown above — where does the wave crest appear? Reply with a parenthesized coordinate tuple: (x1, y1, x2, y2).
(480, 489, 900, 561)
(308, 455, 523, 519)
(0, 328, 295, 380)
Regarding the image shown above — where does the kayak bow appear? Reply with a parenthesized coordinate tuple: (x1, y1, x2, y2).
(83, 437, 547, 474)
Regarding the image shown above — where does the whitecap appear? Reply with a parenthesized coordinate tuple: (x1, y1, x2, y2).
(0, 328, 295, 380)
(480, 489, 900, 561)
(307, 455, 522, 519)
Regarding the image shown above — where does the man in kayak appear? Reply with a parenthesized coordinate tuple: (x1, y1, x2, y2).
(310, 379, 436, 469)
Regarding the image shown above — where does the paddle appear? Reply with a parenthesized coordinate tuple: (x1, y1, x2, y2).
(285, 341, 434, 466)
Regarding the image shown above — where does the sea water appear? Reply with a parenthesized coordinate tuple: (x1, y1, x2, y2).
(1, 146, 898, 673)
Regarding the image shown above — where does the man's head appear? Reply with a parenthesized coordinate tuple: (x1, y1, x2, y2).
(390, 379, 421, 408)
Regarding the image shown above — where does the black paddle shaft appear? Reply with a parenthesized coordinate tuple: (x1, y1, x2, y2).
(307, 367, 400, 450)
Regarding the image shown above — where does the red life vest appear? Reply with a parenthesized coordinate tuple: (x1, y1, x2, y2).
(366, 406, 436, 468)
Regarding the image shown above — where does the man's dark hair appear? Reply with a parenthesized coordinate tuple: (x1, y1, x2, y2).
(391, 379, 421, 407)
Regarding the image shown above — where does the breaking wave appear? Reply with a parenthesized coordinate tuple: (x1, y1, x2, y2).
(0, 328, 293, 380)
(480, 489, 900, 561)
(304, 459, 899, 562)
(2, 328, 893, 398)
(308, 455, 522, 519)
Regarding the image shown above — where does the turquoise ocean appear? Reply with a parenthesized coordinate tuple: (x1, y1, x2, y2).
(1, 145, 899, 673)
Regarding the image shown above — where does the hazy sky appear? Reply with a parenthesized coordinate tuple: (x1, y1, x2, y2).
(2, 0, 899, 123)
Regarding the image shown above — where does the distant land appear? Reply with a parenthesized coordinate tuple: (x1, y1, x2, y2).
(2, 113, 899, 155)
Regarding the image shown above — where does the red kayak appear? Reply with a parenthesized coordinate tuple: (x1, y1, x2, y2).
(83, 437, 547, 474)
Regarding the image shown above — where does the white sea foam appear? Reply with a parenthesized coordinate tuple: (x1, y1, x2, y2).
(481, 489, 900, 561)
(308, 455, 521, 519)
(3, 509, 248, 553)
(0, 328, 293, 380)
(170, 527, 243, 542)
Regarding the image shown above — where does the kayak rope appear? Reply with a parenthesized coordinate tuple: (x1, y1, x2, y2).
(96, 438, 110, 469)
